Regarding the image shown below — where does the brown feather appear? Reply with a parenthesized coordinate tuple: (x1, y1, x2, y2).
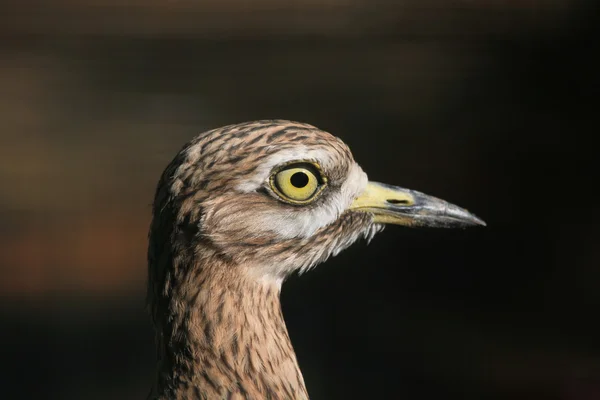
(147, 120, 376, 399)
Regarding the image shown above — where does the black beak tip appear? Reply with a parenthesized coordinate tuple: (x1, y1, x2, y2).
(472, 215, 487, 227)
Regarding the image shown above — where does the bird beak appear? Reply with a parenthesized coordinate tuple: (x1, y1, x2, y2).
(349, 182, 486, 228)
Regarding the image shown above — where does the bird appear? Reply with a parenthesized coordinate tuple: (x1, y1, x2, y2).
(147, 120, 485, 399)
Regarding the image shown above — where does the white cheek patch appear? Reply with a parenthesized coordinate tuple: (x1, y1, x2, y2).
(340, 163, 368, 209)
(256, 204, 339, 239)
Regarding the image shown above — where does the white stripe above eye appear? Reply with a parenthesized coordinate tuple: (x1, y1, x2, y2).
(235, 146, 333, 194)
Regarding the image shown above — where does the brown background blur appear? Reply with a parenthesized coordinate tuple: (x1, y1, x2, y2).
(1, 1, 598, 399)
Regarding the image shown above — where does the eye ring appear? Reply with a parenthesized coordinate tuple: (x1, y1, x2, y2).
(269, 162, 327, 205)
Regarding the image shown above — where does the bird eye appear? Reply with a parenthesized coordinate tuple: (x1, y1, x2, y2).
(270, 163, 326, 204)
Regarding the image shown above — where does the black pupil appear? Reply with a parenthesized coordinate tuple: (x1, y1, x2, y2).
(290, 172, 309, 188)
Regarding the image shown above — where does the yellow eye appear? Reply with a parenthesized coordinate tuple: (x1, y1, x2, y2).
(270, 163, 326, 204)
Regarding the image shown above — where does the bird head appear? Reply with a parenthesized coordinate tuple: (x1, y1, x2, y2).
(149, 120, 484, 285)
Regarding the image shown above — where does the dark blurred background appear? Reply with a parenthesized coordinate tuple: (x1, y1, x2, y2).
(1, 1, 599, 399)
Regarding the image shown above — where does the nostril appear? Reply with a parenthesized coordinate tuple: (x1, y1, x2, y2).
(387, 199, 410, 205)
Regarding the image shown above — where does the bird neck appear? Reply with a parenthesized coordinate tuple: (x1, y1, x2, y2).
(152, 258, 309, 400)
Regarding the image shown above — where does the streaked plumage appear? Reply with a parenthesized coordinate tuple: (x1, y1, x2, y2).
(147, 120, 484, 399)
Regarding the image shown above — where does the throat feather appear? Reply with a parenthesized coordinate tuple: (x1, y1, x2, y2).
(152, 259, 308, 400)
